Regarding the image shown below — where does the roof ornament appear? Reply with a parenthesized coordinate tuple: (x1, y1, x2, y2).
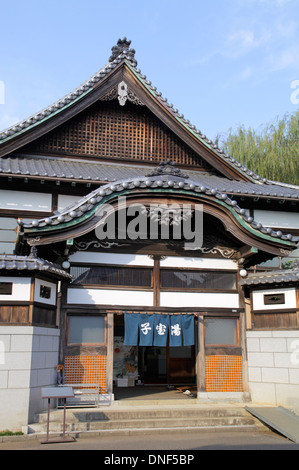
(109, 37, 137, 66)
(118, 81, 128, 106)
(147, 160, 190, 179)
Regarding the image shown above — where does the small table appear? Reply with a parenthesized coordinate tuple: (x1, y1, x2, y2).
(40, 386, 75, 444)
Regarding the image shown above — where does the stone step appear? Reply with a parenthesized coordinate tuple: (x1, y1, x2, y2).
(28, 418, 259, 435)
(34, 405, 251, 424)
(25, 404, 266, 436)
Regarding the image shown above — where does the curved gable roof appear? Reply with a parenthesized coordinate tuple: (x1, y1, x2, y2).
(19, 161, 298, 264)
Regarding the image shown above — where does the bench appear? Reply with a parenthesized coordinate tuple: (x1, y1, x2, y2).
(59, 384, 99, 407)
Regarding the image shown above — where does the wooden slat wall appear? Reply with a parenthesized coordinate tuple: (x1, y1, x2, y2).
(24, 102, 214, 170)
(252, 311, 298, 329)
(0, 305, 30, 324)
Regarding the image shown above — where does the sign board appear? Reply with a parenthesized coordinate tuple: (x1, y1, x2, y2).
(41, 386, 74, 399)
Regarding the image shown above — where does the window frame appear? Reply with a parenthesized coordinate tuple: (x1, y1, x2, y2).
(70, 263, 153, 290)
(204, 316, 240, 347)
(159, 268, 238, 292)
(0, 282, 13, 295)
(66, 314, 107, 346)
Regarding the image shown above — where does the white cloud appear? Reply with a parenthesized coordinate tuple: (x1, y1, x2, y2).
(270, 46, 299, 71)
(239, 66, 253, 80)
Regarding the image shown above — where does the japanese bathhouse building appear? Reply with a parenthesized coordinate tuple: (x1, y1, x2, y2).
(0, 38, 299, 430)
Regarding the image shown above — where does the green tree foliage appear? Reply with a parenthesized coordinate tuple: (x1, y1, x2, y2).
(216, 111, 299, 186)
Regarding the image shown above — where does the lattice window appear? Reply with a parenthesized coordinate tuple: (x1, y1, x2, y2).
(25, 101, 213, 170)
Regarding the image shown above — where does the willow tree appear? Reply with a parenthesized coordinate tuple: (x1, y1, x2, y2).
(216, 111, 299, 186)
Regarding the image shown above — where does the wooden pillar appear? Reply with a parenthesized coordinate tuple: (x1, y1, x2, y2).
(106, 312, 114, 394)
(153, 257, 160, 307)
(196, 314, 206, 395)
(240, 310, 249, 396)
(237, 269, 250, 396)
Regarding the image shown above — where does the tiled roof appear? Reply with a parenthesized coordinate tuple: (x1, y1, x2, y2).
(19, 161, 299, 245)
(239, 268, 299, 286)
(2, 155, 299, 200)
(0, 254, 72, 279)
(0, 38, 295, 186)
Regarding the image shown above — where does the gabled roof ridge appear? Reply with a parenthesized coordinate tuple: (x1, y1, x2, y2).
(0, 49, 133, 143)
(267, 179, 299, 191)
(0, 38, 285, 186)
(122, 60, 270, 185)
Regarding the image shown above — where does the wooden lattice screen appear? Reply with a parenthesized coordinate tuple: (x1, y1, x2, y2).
(24, 101, 214, 170)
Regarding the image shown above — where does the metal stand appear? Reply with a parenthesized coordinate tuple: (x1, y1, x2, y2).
(40, 387, 75, 444)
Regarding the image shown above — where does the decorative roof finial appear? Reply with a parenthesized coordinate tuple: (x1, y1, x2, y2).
(146, 160, 190, 179)
(109, 37, 137, 66)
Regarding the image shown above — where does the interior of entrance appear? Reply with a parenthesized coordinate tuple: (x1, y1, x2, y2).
(113, 314, 196, 389)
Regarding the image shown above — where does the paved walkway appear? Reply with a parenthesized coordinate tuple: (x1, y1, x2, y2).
(0, 429, 298, 451)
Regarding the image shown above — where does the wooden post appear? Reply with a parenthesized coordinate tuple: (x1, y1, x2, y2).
(153, 257, 160, 307)
(196, 314, 206, 396)
(106, 312, 114, 394)
(240, 310, 250, 397)
(237, 269, 250, 398)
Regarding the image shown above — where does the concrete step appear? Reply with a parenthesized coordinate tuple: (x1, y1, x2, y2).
(34, 404, 252, 423)
(25, 404, 267, 436)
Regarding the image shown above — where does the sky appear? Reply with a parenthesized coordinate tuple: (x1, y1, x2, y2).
(0, 0, 299, 143)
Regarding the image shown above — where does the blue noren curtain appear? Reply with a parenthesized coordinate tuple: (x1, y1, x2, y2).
(139, 313, 154, 346)
(124, 312, 139, 346)
(169, 314, 182, 347)
(182, 314, 195, 346)
(154, 314, 169, 346)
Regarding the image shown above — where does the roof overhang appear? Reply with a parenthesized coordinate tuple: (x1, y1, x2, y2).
(18, 163, 298, 266)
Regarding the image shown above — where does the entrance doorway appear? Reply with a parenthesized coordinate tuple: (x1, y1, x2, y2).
(114, 315, 195, 387)
(139, 345, 195, 384)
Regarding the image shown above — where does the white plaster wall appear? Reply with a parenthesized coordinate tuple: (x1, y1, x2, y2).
(160, 256, 237, 270)
(0, 326, 60, 431)
(0, 277, 31, 302)
(69, 252, 154, 266)
(160, 292, 239, 308)
(252, 288, 296, 311)
(253, 210, 299, 229)
(67, 288, 153, 306)
(34, 278, 57, 306)
(247, 330, 299, 412)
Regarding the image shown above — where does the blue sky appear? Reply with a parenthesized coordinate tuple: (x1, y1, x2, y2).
(0, 0, 299, 143)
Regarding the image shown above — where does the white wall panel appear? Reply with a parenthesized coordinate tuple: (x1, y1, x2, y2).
(252, 288, 296, 311)
(34, 279, 57, 306)
(0, 190, 52, 212)
(69, 252, 154, 266)
(254, 210, 299, 229)
(160, 291, 239, 308)
(57, 195, 80, 211)
(67, 288, 153, 306)
(160, 256, 237, 270)
(0, 277, 31, 301)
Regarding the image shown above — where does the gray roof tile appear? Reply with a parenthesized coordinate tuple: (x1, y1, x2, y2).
(2, 155, 299, 200)
(239, 268, 299, 286)
(0, 254, 72, 279)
